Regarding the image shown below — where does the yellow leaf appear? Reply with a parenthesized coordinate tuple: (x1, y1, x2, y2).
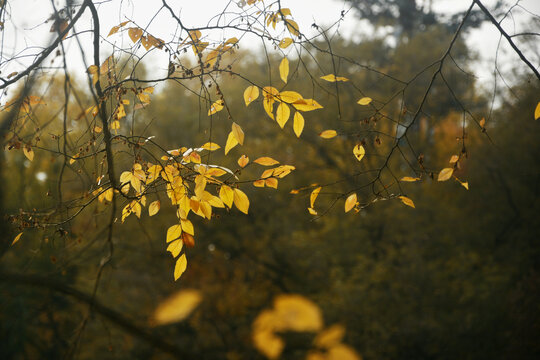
(244, 86, 259, 106)
(23, 147, 34, 161)
(276, 103, 290, 129)
(141, 36, 152, 50)
(150, 289, 201, 326)
(273, 294, 323, 332)
(166, 224, 182, 243)
(265, 178, 278, 189)
(308, 207, 318, 215)
(219, 185, 234, 208)
(180, 219, 194, 236)
(253, 179, 265, 187)
(460, 181, 469, 190)
(253, 330, 284, 360)
(279, 57, 289, 83)
(279, 37, 293, 49)
(286, 19, 300, 37)
(233, 188, 250, 214)
(310, 187, 321, 208)
(148, 200, 160, 216)
(479, 117, 486, 128)
(238, 155, 249, 168)
(224, 131, 239, 155)
(320, 74, 349, 82)
(174, 254, 188, 280)
(12, 232, 23, 246)
(344, 193, 357, 213)
(254, 157, 280, 166)
(166, 239, 183, 258)
(232, 122, 245, 145)
(401, 176, 420, 182)
(201, 142, 220, 151)
(449, 155, 459, 164)
(314, 324, 346, 349)
(399, 196, 415, 208)
(208, 99, 224, 116)
(535, 102, 540, 120)
(293, 112, 304, 137)
(128, 27, 143, 43)
(438, 168, 454, 182)
(319, 130, 337, 139)
(292, 98, 323, 112)
(353, 144, 365, 161)
(326, 345, 361, 360)
(278, 91, 303, 104)
(357, 97, 372, 105)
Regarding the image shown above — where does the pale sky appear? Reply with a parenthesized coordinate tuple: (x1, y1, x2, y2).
(2, 0, 539, 90)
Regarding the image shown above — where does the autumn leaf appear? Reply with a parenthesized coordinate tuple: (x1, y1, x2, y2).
(219, 185, 234, 208)
(181, 219, 194, 236)
(449, 155, 459, 164)
(438, 168, 454, 181)
(292, 98, 323, 112)
(293, 112, 304, 137)
(399, 196, 415, 208)
(357, 97, 372, 105)
(128, 27, 143, 43)
(232, 122, 245, 145)
(319, 130, 337, 139)
(23, 146, 34, 161)
(320, 74, 349, 82)
(276, 103, 290, 128)
(279, 37, 293, 48)
(535, 102, 540, 120)
(148, 200, 160, 216)
(150, 289, 201, 326)
(244, 86, 259, 106)
(201, 142, 220, 151)
(273, 294, 323, 332)
(310, 187, 321, 208)
(401, 176, 420, 182)
(344, 193, 357, 213)
(353, 144, 365, 161)
(279, 57, 289, 83)
(12, 232, 23, 246)
(174, 254, 188, 280)
(225, 131, 239, 155)
(167, 239, 183, 258)
(265, 178, 278, 189)
(233, 188, 250, 214)
(167, 224, 182, 243)
(238, 155, 249, 168)
(208, 99, 224, 116)
(254, 157, 279, 166)
(315, 324, 346, 349)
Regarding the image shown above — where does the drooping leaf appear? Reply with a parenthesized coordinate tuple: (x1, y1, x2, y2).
(225, 131, 239, 155)
(319, 130, 337, 139)
(148, 200, 160, 216)
(279, 57, 289, 83)
(150, 289, 201, 326)
(128, 27, 143, 43)
(344, 193, 357, 213)
(23, 146, 34, 161)
(166, 239, 183, 258)
(276, 103, 290, 128)
(180, 219, 194, 236)
(399, 196, 415, 208)
(208, 99, 224, 116)
(292, 98, 323, 112)
(174, 254, 188, 280)
(232, 122, 245, 145)
(352, 144, 365, 161)
(233, 188, 250, 214)
(12, 232, 23, 246)
(438, 168, 454, 181)
(279, 37, 293, 48)
(293, 112, 304, 137)
(535, 102, 540, 120)
(167, 224, 182, 243)
(357, 97, 372, 105)
(244, 86, 259, 106)
(310, 187, 322, 208)
(219, 185, 234, 208)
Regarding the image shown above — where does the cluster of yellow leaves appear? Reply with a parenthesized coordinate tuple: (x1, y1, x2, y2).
(242, 59, 323, 137)
(108, 22, 164, 51)
(253, 294, 360, 360)
(264, 8, 300, 37)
